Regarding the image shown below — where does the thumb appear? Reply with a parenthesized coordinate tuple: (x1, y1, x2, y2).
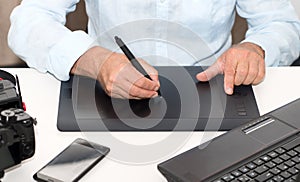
(149, 73, 160, 87)
(138, 59, 160, 87)
(196, 59, 223, 82)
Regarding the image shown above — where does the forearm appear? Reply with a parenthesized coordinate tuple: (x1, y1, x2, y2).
(237, 0, 300, 66)
(8, 0, 93, 80)
(242, 23, 300, 66)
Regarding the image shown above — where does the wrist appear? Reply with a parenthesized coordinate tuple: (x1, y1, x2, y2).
(241, 42, 265, 59)
(70, 46, 113, 79)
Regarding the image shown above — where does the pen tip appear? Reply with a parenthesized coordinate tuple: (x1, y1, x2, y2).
(152, 95, 163, 103)
(114, 36, 119, 41)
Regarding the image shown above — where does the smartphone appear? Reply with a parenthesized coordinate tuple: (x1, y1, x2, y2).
(34, 138, 110, 182)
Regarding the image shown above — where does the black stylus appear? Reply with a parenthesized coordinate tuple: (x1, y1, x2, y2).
(114, 36, 161, 96)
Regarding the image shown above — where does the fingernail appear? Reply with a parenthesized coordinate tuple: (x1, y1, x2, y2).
(155, 86, 159, 91)
(226, 88, 233, 95)
(152, 92, 158, 98)
(156, 81, 160, 87)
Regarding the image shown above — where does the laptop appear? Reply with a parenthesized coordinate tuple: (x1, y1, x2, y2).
(158, 98, 300, 181)
(57, 66, 259, 131)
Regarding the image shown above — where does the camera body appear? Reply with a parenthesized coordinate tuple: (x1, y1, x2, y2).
(0, 72, 36, 178)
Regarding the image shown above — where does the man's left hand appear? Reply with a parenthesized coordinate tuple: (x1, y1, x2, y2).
(197, 42, 266, 95)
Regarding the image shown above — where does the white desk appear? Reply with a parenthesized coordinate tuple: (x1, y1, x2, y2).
(2, 67, 300, 182)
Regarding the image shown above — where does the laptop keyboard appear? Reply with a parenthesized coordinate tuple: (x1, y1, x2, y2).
(213, 136, 300, 182)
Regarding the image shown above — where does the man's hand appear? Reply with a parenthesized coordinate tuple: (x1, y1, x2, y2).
(71, 46, 160, 99)
(197, 42, 266, 95)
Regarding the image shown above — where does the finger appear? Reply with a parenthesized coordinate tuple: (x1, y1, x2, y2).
(138, 59, 160, 86)
(105, 64, 157, 99)
(132, 62, 160, 91)
(110, 81, 157, 99)
(149, 73, 160, 87)
(115, 77, 158, 98)
(243, 56, 259, 85)
(132, 74, 160, 91)
(234, 58, 249, 86)
(253, 58, 266, 85)
(196, 57, 224, 82)
(110, 89, 141, 100)
(223, 55, 238, 95)
(129, 82, 159, 98)
(120, 63, 159, 91)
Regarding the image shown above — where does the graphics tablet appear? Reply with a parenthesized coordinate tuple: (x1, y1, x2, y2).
(57, 66, 259, 131)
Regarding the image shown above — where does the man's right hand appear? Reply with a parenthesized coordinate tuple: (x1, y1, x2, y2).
(70, 46, 160, 99)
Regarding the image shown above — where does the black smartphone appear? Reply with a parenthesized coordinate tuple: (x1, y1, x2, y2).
(34, 138, 110, 182)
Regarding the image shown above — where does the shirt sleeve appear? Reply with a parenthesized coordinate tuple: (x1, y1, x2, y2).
(8, 0, 94, 80)
(236, 0, 300, 66)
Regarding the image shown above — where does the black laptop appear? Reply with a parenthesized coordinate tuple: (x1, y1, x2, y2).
(158, 98, 300, 182)
(57, 66, 259, 131)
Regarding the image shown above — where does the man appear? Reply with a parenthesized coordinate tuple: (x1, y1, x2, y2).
(8, 0, 300, 99)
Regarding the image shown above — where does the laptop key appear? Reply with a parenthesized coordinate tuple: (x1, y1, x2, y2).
(261, 155, 271, 162)
(254, 165, 268, 174)
(287, 167, 299, 175)
(246, 163, 256, 170)
(238, 166, 249, 173)
(294, 146, 300, 153)
(272, 175, 284, 182)
(287, 150, 297, 157)
(212, 179, 223, 182)
(265, 161, 276, 168)
(269, 168, 281, 175)
(285, 179, 295, 182)
(246, 171, 257, 178)
(277, 164, 288, 171)
(279, 153, 290, 161)
(284, 160, 296, 167)
(275, 148, 286, 154)
(292, 156, 300, 163)
(231, 170, 242, 177)
(222, 174, 234, 181)
(237, 175, 250, 182)
(256, 172, 273, 181)
(272, 158, 283, 164)
(268, 151, 278, 158)
(252, 158, 264, 166)
(280, 171, 291, 179)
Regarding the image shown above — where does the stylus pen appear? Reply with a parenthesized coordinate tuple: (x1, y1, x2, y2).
(114, 36, 161, 96)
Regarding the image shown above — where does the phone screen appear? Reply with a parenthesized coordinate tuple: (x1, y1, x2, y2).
(36, 139, 109, 182)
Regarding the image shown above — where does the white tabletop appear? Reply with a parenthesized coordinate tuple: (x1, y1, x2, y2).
(2, 67, 300, 182)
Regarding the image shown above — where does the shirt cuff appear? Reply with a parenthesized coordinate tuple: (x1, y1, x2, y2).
(242, 35, 280, 67)
(48, 30, 94, 81)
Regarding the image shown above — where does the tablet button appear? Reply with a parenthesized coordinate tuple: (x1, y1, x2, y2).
(238, 112, 247, 116)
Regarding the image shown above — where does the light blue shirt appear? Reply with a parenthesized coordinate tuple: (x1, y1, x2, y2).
(8, 0, 300, 81)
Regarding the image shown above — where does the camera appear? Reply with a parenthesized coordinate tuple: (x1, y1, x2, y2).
(0, 70, 36, 179)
